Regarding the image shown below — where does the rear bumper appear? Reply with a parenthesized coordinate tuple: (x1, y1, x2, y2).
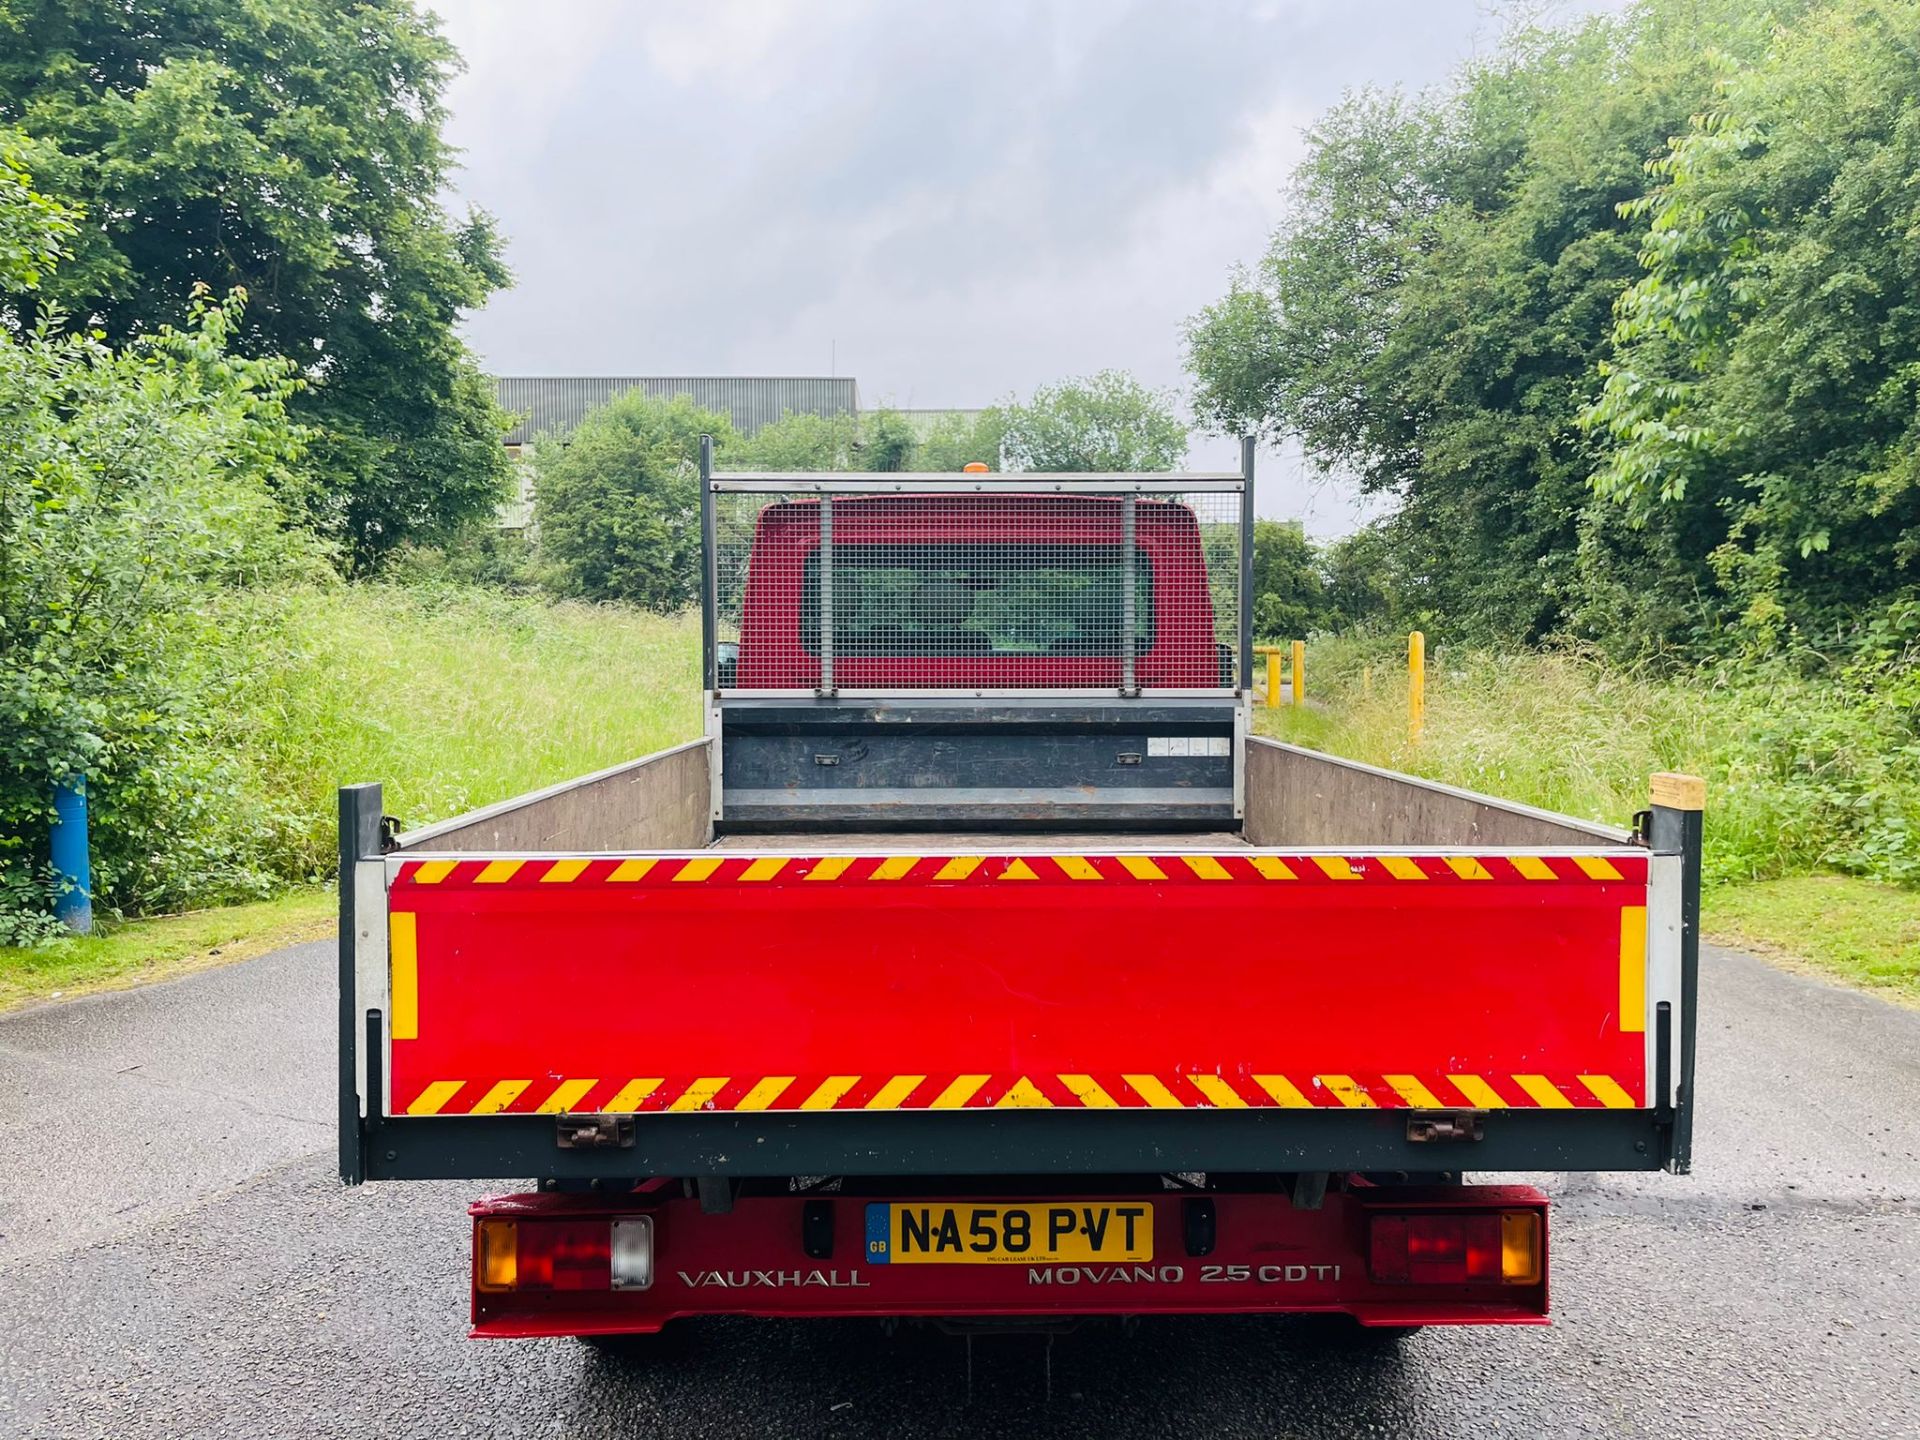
(469, 1183, 1549, 1338)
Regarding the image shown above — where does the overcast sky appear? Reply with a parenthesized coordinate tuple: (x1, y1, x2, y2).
(433, 0, 1618, 534)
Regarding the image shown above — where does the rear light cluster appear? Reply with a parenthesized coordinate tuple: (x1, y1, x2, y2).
(1368, 1211, 1540, 1286)
(477, 1216, 654, 1293)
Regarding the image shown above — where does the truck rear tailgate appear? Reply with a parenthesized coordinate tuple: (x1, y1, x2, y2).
(383, 842, 1675, 1121)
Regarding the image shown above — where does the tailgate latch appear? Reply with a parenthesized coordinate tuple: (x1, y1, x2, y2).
(1406, 1110, 1486, 1144)
(555, 1115, 635, 1150)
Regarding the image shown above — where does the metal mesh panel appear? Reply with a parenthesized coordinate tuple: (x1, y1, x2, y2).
(710, 476, 1243, 694)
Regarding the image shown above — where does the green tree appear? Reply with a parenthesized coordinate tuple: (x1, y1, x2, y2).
(1585, 0, 1920, 648)
(916, 408, 1007, 471)
(730, 411, 859, 470)
(533, 392, 733, 608)
(1186, 0, 1788, 650)
(858, 407, 919, 472)
(0, 0, 512, 572)
(1248, 519, 1326, 639)
(999, 371, 1188, 472)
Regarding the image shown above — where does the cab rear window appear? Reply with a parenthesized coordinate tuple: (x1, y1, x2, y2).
(799, 543, 1153, 658)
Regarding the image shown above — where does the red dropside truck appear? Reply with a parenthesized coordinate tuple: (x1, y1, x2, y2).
(336, 442, 1702, 1345)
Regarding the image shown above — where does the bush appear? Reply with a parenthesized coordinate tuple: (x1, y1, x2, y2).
(0, 292, 313, 935)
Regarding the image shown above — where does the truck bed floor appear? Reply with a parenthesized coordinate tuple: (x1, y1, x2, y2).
(708, 831, 1251, 851)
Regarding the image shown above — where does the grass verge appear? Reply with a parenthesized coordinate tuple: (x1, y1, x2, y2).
(1702, 874, 1920, 1007)
(0, 888, 334, 1014)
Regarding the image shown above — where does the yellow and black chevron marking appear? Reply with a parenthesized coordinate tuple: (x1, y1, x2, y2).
(398, 1070, 1644, 1116)
(396, 852, 1647, 888)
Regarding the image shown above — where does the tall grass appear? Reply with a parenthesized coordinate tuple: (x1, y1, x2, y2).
(215, 585, 703, 880)
(1260, 633, 1920, 888)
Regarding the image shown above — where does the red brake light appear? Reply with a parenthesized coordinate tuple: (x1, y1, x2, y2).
(1369, 1212, 1532, 1285)
(511, 1219, 612, 1292)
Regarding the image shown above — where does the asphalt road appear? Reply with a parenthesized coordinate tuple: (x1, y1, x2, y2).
(1, 940, 1915, 1439)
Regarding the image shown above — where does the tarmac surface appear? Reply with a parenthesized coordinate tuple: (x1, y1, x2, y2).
(1, 938, 1916, 1438)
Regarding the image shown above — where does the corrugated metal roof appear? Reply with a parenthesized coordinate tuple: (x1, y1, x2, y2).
(495, 376, 860, 445)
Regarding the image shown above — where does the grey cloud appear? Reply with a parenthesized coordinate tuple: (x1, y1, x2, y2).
(436, 0, 1625, 533)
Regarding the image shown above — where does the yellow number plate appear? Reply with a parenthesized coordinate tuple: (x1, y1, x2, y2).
(865, 1203, 1153, 1265)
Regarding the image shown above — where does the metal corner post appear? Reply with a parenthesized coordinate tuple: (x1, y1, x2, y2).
(1647, 790, 1703, 1174)
(818, 494, 835, 696)
(1238, 436, 1256, 690)
(338, 782, 382, 1186)
(1121, 494, 1138, 696)
(699, 435, 717, 692)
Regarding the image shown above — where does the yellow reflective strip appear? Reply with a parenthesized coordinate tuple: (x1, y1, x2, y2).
(673, 857, 722, 882)
(1117, 855, 1166, 880)
(406, 1080, 463, 1116)
(866, 1075, 925, 1109)
(1190, 1075, 1247, 1108)
(1312, 856, 1358, 880)
(928, 1075, 990, 1109)
(1253, 1074, 1311, 1107)
(1511, 855, 1557, 881)
(1449, 1074, 1508, 1109)
(668, 1076, 729, 1112)
(1318, 1074, 1376, 1108)
(603, 1078, 662, 1112)
(871, 856, 917, 880)
(470, 1080, 531, 1115)
(1379, 855, 1427, 880)
(536, 1078, 598, 1113)
(735, 1076, 795, 1111)
(1123, 1074, 1184, 1108)
(1386, 1074, 1445, 1108)
(1059, 1074, 1118, 1108)
(798, 1075, 860, 1110)
(540, 858, 590, 884)
(1574, 855, 1625, 881)
(806, 856, 855, 881)
(607, 858, 656, 882)
(999, 858, 1039, 880)
(739, 857, 788, 882)
(1513, 1074, 1573, 1108)
(389, 912, 418, 1041)
(1054, 855, 1101, 880)
(1580, 1074, 1636, 1109)
(1182, 856, 1231, 881)
(475, 859, 523, 884)
(1445, 856, 1493, 880)
(1249, 855, 1296, 880)
(995, 1076, 1052, 1108)
(1619, 904, 1648, 1034)
(935, 855, 983, 880)
(412, 860, 457, 885)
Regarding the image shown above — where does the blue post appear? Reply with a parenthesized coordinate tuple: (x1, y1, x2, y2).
(50, 777, 93, 935)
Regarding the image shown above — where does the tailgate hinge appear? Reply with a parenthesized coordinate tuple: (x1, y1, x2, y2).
(555, 1114, 634, 1150)
(1406, 1110, 1486, 1144)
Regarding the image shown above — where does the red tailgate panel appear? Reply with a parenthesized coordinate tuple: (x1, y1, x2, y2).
(386, 851, 1650, 1117)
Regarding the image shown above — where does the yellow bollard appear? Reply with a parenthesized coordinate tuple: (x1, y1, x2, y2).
(1290, 639, 1306, 707)
(1265, 647, 1281, 709)
(1408, 630, 1426, 742)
